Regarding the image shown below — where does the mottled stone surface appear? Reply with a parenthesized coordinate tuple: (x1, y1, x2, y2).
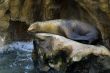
(32, 33, 110, 73)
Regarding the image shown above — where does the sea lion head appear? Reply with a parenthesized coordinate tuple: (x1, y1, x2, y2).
(28, 22, 41, 33)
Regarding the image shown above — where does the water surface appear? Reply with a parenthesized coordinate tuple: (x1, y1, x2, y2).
(0, 41, 35, 73)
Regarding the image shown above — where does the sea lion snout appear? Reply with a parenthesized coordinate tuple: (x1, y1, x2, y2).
(28, 23, 41, 33)
(28, 26, 36, 32)
(27, 27, 32, 31)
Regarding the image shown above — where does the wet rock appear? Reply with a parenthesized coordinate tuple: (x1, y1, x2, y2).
(32, 33, 110, 73)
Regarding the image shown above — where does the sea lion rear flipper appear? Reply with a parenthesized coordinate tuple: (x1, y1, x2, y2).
(68, 33, 94, 44)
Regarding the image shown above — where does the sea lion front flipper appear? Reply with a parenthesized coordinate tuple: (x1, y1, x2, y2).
(59, 24, 73, 38)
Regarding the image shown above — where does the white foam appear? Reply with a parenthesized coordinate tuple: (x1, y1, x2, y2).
(0, 41, 34, 53)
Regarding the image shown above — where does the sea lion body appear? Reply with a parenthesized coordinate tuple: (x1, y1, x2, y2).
(28, 19, 99, 44)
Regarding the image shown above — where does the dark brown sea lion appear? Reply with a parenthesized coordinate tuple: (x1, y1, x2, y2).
(28, 19, 100, 44)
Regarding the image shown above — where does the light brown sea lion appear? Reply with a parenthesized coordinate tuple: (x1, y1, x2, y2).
(28, 19, 100, 44)
(33, 33, 110, 73)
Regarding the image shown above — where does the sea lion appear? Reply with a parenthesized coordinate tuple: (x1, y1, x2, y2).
(28, 19, 100, 44)
(33, 33, 110, 73)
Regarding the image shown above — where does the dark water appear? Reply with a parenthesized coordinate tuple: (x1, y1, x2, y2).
(0, 41, 35, 73)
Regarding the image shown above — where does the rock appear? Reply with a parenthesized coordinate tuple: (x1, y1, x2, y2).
(0, 0, 9, 32)
(0, 0, 9, 19)
(32, 33, 110, 72)
(9, 0, 34, 23)
(0, 15, 9, 31)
